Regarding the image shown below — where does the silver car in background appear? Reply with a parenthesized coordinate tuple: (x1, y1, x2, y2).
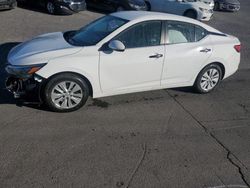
(214, 0, 240, 11)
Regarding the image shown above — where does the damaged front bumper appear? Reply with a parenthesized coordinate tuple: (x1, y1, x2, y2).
(5, 64, 46, 99)
(5, 75, 44, 99)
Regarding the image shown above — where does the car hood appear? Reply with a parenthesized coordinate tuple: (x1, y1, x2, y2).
(200, 0, 213, 3)
(8, 32, 82, 66)
(200, 0, 214, 5)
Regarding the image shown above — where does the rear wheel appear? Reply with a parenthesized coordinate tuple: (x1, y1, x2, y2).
(184, 10, 197, 19)
(43, 73, 89, 112)
(194, 64, 222, 94)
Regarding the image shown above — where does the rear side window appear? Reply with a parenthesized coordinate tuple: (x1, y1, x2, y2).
(167, 21, 195, 44)
(166, 21, 208, 44)
(195, 26, 208, 41)
(114, 21, 162, 48)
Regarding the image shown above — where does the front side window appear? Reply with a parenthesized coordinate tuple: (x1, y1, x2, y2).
(114, 21, 162, 48)
(65, 15, 128, 46)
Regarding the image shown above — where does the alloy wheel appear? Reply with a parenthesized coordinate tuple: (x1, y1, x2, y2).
(51, 81, 84, 109)
(200, 68, 220, 91)
(47, 2, 55, 14)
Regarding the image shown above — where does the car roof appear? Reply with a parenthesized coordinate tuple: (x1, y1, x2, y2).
(112, 11, 189, 22)
(112, 11, 181, 20)
(111, 11, 221, 33)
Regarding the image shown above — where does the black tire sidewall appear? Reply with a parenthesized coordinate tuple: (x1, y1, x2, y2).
(194, 64, 222, 94)
(44, 74, 89, 112)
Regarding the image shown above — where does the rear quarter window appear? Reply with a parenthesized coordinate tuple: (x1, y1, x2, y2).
(195, 26, 208, 41)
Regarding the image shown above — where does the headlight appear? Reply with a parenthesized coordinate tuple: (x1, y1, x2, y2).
(199, 7, 210, 13)
(5, 63, 46, 78)
(129, 3, 141, 10)
(128, 0, 142, 10)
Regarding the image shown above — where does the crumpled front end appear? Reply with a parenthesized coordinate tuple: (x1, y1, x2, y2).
(5, 64, 45, 99)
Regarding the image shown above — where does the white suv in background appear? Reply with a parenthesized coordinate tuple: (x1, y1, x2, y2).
(145, 0, 213, 21)
(189, 0, 215, 10)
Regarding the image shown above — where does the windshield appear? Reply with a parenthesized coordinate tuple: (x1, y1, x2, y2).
(65, 16, 128, 46)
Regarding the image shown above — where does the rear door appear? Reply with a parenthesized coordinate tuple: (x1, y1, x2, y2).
(161, 20, 213, 85)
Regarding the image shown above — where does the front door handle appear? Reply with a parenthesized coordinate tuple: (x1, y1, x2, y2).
(149, 53, 163, 59)
(200, 48, 211, 53)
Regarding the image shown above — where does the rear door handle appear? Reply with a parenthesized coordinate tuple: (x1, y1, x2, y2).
(149, 53, 163, 59)
(200, 48, 211, 53)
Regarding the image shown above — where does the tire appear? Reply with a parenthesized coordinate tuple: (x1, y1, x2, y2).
(43, 73, 89, 112)
(46, 1, 55, 14)
(184, 10, 197, 19)
(193, 64, 222, 94)
(145, 1, 151, 11)
(214, 2, 220, 11)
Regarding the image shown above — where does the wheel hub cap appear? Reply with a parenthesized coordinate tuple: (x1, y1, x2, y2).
(51, 81, 83, 109)
(200, 68, 220, 91)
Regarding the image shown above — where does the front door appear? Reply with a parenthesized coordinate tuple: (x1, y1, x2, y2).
(99, 21, 165, 94)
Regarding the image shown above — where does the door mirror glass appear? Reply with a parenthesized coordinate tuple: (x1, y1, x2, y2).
(108, 40, 125, 52)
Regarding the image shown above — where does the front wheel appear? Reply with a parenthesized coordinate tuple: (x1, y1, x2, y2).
(193, 64, 222, 94)
(46, 1, 56, 14)
(43, 73, 89, 112)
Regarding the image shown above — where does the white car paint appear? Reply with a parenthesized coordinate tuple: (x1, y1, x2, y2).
(145, 0, 213, 21)
(8, 11, 240, 99)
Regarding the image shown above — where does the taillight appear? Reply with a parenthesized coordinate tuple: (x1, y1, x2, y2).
(234, 44, 241, 53)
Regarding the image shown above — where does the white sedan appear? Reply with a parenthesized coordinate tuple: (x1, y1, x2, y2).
(6, 11, 241, 112)
(145, 0, 213, 21)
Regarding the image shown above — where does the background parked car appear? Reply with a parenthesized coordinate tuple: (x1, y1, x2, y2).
(187, 0, 215, 9)
(214, 0, 240, 11)
(17, 0, 86, 14)
(145, 0, 213, 21)
(86, 0, 147, 12)
(0, 0, 16, 10)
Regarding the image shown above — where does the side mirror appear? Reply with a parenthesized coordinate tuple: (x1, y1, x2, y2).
(108, 40, 125, 52)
